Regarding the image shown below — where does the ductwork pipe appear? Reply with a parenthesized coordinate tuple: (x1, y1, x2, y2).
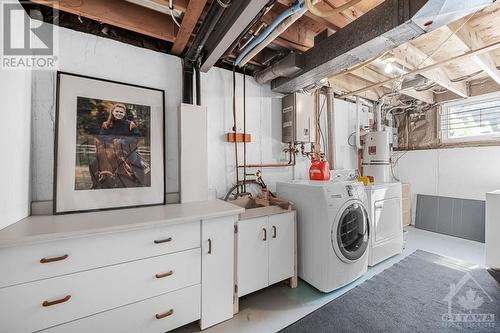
(254, 53, 304, 84)
(238, 5, 308, 67)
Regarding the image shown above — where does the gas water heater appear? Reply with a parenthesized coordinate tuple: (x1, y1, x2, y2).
(362, 131, 393, 183)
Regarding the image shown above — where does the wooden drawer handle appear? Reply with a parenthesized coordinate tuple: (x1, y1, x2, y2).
(154, 237, 172, 244)
(155, 270, 174, 279)
(40, 254, 69, 264)
(272, 225, 277, 238)
(155, 309, 174, 320)
(42, 295, 71, 307)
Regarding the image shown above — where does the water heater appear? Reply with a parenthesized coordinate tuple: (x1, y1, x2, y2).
(281, 92, 315, 143)
(362, 131, 393, 183)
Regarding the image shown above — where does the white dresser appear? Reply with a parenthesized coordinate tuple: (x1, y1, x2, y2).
(0, 200, 243, 333)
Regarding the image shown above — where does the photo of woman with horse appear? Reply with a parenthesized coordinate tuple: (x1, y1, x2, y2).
(75, 98, 151, 190)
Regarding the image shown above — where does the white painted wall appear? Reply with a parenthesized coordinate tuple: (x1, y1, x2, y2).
(0, 4, 32, 228)
(394, 146, 500, 221)
(201, 69, 302, 199)
(30, 26, 312, 205)
(29, 26, 363, 207)
(31, 26, 182, 201)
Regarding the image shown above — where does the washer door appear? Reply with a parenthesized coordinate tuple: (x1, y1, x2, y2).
(331, 200, 369, 263)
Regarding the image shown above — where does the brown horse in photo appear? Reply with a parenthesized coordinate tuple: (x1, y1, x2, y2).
(89, 136, 150, 189)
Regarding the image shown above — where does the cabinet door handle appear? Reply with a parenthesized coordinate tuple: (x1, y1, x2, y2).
(263, 228, 267, 241)
(42, 295, 71, 307)
(40, 254, 69, 264)
(154, 237, 172, 244)
(155, 270, 174, 279)
(155, 309, 174, 320)
(272, 225, 277, 238)
(208, 238, 212, 254)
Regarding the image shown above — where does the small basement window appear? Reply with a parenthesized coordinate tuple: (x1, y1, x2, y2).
(441, 93, 500, 143)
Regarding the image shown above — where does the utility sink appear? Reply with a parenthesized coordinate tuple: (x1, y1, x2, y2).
(230, 197, 292, 220)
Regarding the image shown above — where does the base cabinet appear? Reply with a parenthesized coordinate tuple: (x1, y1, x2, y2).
(237, 211, 296, 297)
(0, 203, 241, 333)
(200, 216, 236, 329)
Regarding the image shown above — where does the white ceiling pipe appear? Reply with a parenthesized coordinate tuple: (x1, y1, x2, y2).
(356, 96, 362, 149)
(238, 5, 308, 67)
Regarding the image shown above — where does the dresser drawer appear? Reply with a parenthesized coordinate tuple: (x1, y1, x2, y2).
(0, 248, 201, 333)
(40, 284, 201, 333)
(0, 221, 200, 288)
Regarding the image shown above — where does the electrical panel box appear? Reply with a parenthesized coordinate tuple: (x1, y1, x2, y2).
(282, 92, 315, 143)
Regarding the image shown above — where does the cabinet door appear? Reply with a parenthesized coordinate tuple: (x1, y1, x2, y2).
(237, 217, 269, 297)
(374, 197, 402, 243)
(268, 212, 295, 285)
(200, 216, 235, 329)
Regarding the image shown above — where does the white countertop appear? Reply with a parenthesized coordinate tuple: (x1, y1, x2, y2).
(486, 190, 500, 196)
(0, 200, 244, 248)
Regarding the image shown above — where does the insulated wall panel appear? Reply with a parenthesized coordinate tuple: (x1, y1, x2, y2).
(415, 194, 485, 242)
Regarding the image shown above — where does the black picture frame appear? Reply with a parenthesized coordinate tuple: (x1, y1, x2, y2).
(53, 71, 166, 215)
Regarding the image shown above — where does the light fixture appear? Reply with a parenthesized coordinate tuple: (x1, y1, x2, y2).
(384, 62, 394, 74)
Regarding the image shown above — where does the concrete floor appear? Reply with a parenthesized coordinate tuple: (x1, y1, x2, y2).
(173, 227, 485, 333)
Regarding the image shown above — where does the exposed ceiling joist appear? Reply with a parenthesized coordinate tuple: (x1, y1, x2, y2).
(329, 75, 384, 102)
(31, 0, 177, 42)
(341, 39, 500, 98)
(171, 0, 208, 55)
(391, 43, 468, 98)
(277, 0, 341, 31)
(352, 66, 435, 104)
(125, 0, 189, 13)
(448, 23, 500, 85)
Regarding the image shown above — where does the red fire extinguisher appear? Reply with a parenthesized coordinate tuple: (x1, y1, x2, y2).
(309, 159, 331, 181)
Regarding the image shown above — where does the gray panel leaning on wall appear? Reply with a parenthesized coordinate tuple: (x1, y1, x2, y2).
(415, 194, 485, 243)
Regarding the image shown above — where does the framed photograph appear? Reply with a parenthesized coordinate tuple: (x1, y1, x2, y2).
(54, 72, 165, 214)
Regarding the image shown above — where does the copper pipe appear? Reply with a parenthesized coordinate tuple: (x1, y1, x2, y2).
(238, 143, 296, 168)
(243, 70, 247, 193)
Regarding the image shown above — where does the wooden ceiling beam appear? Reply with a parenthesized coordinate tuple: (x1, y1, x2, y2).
(351, 66, 435, 104)
(448, 23, 500, 86)
(391, 42, 468, 97)
(276, 0, 342, 31)
(329, 74, 386, 102)
(32, 0, 177, 42)
(170, 0, 208, 55)
(341, 39, 500, 98)
(261, 5, 323, 51)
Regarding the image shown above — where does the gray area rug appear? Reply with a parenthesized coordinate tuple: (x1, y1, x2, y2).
(281, 250, 500, 333)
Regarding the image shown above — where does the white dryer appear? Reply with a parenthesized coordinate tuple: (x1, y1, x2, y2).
(277, 180, 369, 293)
(366, 182, 403, 266)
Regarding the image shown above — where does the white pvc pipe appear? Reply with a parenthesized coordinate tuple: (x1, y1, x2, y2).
(376, 100, 384, 132)
(356, 96, 362, 149)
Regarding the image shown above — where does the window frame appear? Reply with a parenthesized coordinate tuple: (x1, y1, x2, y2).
(441, 91, 500, 144)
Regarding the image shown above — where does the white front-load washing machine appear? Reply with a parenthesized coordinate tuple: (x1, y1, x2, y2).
(277, 180, 369, 292)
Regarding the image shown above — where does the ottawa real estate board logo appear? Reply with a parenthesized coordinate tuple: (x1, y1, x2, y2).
(1, 1, 58, 70)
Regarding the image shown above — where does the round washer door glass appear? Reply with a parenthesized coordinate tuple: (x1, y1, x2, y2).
(334, 202, 369, 261)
